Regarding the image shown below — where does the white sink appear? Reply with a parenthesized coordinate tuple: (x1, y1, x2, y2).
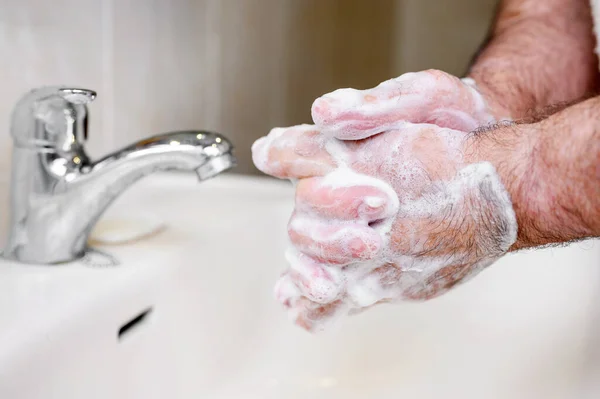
(0, 172, 599, 399)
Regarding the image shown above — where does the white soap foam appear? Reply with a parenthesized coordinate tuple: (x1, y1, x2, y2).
(252, 124, 320, 174)
(258, 73, 519, 331)
(288, 214, 381, 261)
(364, 196, 385, 208)
(283, 157, 517, 326)
(319, 168, 400, 227)
(318, 93, 425, 139)
(314, 71, 506, 140)
(284, 248, 344, 304)
(274, 272, 301, 303)
(346, 275, 386, 308)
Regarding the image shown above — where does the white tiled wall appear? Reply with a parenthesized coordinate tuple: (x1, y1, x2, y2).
(0, 0, 496, 176)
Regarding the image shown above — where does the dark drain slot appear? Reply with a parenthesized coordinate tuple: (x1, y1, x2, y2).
(118, 307, 153, 340)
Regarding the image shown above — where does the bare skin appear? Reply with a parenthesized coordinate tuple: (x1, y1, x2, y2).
(467, 97, 600, 250)
(468, 0, 598, 118)
(467, 0, 600, 248)
(256, 98, 600, 330)
(253, 0, 600, 331)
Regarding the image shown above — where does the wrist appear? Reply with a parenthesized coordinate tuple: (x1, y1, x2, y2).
(463, 122, 587, 250)
(464, 123, 534, 250)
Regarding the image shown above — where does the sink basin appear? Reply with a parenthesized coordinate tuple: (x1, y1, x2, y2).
(0, 172, 599, 399)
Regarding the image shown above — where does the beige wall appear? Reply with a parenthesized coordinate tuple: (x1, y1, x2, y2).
(0, 0, 498, 177)
(395, 0, 497, 74)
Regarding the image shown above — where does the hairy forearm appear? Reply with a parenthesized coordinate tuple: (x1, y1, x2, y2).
(468, 0, 598, 119)
(469, 96, 600, 249)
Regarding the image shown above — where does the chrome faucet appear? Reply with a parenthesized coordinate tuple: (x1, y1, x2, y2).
(3, 86, 236, 264)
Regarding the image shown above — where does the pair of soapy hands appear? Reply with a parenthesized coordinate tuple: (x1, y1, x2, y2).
(252, 70, 518, 331)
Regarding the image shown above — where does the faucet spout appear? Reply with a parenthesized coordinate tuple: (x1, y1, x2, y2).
(77, 130, 235, 191)
(3, 86, 236, 265)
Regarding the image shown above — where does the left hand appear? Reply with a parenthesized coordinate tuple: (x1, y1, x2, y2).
(252, 121, 516, 332)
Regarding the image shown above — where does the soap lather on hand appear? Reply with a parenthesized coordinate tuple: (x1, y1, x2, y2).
(252, 70, 518, 332)
(252, 0, 600, 331)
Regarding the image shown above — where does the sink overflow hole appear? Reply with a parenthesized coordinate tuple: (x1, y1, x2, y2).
(118, 307, 153, 340)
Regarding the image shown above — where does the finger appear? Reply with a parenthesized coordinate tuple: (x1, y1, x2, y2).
(284, 250, 344, 304)
(273, 272, 302, 308)
(273, 269, 346, 332)
(251, 124, 336, 179)
(346, 263, 403, 308)
(311, 70, 491, 140)
(295, 176, 397, 222)
(288, 214, 382, 265)
(290, 297, 346, 332)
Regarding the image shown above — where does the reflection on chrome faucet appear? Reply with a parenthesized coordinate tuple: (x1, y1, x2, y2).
(3, 86, 236, 264)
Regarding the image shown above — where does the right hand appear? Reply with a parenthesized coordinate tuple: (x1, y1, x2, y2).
(311, 69, 509, 140)
(253, 69, 515, 332)
(252, 123, 516, 331)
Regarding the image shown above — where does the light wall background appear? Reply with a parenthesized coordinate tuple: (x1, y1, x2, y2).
(0, 0, 498, 176)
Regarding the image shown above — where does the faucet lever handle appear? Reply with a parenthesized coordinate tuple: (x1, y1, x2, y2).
(11, 86, 97, 149)
(56, 88, 96, 105)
